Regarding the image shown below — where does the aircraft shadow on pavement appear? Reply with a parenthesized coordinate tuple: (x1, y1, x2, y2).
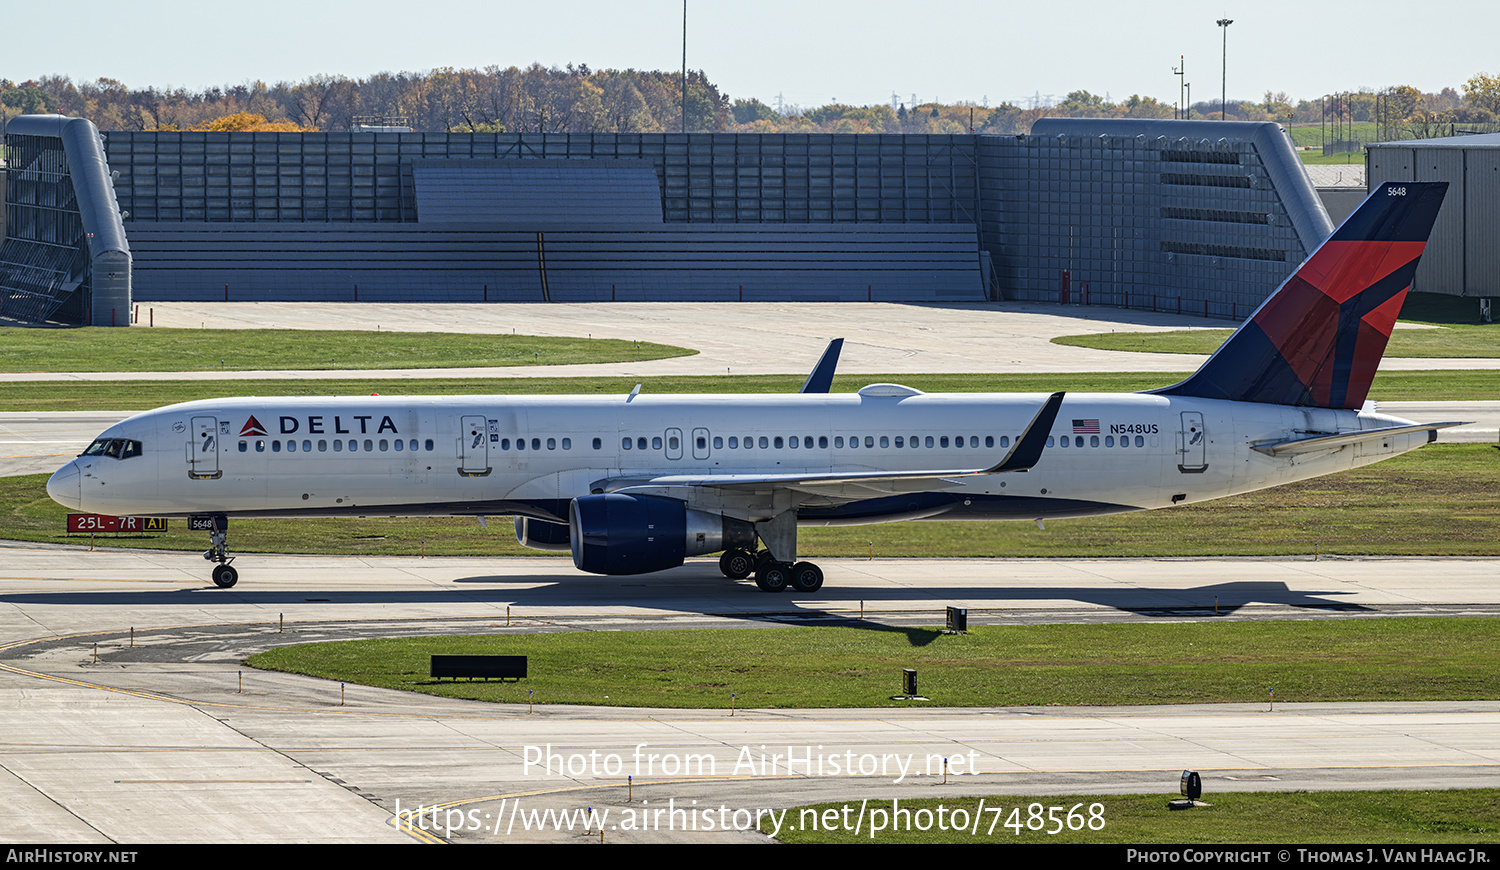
(0, 570, 1371, 616)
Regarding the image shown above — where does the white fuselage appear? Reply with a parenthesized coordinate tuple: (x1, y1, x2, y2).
(47, 389, 1427, 527)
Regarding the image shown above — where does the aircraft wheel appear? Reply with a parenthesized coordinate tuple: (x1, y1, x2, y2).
(790, 561, 824, 594)
(212, 564, 239, 588)
(720, 548, 755, 580)
(755, 562, 790, 593)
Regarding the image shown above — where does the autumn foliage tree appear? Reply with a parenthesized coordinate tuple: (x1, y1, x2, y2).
(7, 67, 1500, 138)
(191, 112, 314, 132)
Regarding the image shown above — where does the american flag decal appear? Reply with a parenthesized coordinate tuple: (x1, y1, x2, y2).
(1072, 419, 1100, 434)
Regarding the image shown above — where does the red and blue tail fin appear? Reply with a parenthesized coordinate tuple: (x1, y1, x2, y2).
(1157, 181, 1447, 409)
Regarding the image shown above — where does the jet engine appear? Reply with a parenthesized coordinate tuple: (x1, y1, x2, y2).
(568, 493, 755, 575)
(514, 516, 572, 551)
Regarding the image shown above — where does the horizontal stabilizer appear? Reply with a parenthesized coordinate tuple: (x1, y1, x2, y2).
(1252, 422, 1466, 456)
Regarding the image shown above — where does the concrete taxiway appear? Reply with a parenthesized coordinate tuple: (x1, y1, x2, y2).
(1, 548, 1498, 843)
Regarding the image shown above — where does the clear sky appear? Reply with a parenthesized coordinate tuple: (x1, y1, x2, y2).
(5, 0, 1492, 110)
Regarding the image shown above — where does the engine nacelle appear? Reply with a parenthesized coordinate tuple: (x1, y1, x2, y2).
(568, 493, 755, 575)
(514, 516, 571, 552)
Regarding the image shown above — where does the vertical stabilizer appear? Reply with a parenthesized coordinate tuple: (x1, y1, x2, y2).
(1157, 181, 1447, 408)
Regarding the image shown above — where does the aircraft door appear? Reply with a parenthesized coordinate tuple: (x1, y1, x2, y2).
(665, 428, 683, 460)
(187, 415, 222, 479)
(1177, 411, 1208, 473)
(692, 427, 711, 460)
(459, 415, 491, 476)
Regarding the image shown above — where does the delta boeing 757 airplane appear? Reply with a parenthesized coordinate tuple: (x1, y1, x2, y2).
(48, 182, 1459, 593)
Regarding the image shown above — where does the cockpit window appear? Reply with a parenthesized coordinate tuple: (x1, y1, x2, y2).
(81, 438, 143, 459)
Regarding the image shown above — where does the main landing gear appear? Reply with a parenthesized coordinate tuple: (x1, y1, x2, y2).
(199, 517, 238, 588)
(718, 548, 824, 594)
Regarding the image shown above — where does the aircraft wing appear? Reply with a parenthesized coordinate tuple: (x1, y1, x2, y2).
(595, 392, 1064, 496)
(1252, 421, 1467, 456)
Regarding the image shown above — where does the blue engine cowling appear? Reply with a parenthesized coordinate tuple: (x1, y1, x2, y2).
(568, 493, 756, 575)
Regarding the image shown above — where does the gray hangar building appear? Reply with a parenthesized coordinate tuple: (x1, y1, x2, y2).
(2, 115, 1342, 325)
(1368, 132, 1500, 312)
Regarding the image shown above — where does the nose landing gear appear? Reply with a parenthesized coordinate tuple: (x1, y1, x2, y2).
(195, 515, 238, 588)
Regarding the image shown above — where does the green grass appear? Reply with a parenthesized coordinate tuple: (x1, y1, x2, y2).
(1054, 327, 1500, 358)
(8, 444, 1499, 557)
(1298, 149, 1369, 165)
(767, 790, 1500, 843)
(1286, 123, 1378, 149)
(0, 327, 693, 372)
(245, 618, 1500, 708)
(0, 369, 1496, 412)
(1285, 122, 1375, 164)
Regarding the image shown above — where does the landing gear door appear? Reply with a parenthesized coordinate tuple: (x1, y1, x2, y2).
(459, 414, 491, 476)
(188, 415, 222, 479)
(1177, 411, 1208, 473)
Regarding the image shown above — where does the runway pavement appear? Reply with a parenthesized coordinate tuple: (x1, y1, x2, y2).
(1, 548, 1498, 843)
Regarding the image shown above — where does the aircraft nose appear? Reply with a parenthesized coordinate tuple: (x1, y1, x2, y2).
(46, 461, 81, 510)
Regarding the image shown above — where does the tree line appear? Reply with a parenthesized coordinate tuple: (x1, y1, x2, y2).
(3, 65, 1498, 138)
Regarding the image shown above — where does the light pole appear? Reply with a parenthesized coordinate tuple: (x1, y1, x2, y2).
(1173, 56, 1185, 119)
(1217, 18, 1233, 120)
